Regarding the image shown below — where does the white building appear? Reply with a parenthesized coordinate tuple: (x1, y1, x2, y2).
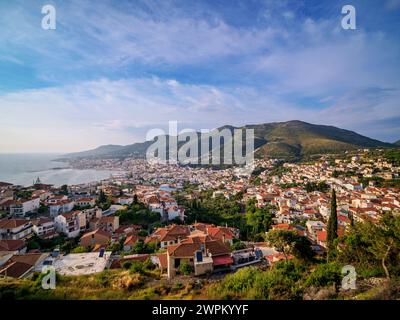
(10, 198, 40, 217)
(116, 196, 134, 205)
(0, 219, 33, 240)
(166, 206, 185, 221)
(48, 200, 75, 217)
(32, 218, 55, 238)
(75, 197, 96, 207)
(54, 211, 82, 238)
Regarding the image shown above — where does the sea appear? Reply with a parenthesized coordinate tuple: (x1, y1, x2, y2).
(0, 153, 117, 187)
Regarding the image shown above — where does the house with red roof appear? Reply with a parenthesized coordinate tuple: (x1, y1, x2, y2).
(75, 197, 96, 208)
(166, 238, 232, 279)
(123, 234, 145, 252)
(9, 197, 40, 217)
(152, 225, 190, 248)
(80, 229, 112, 249)
(31, 218, 56, 239)
(89, 215, 119, 233)
(0, 219, 33, 240)
(266, 252, 294, 265)
(54, 211, 82, 238)
(0, 252, 49, 279)
(47, 197, 75, 217)
(206, 226, 236, 245)
(0, 239, 27, 253)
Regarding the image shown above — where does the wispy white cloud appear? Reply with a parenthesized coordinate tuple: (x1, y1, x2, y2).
(0, 1, 281, 73)
(1, 76, 399, 152)
(254, 18, 400, 95)
(0, 0, 399, 151)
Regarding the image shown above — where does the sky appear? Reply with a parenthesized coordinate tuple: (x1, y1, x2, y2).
(0, 0, 399, 153)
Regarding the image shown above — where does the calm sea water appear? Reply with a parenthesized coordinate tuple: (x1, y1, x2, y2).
(0, 154, 115, 187)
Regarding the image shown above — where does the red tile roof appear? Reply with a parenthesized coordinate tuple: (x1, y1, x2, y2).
(124, 234, 142, 245)
(156, 253, 168, 270)
(0, 240, 26, 251)
(0, 261, 32, 278)
(0, 219, 30, 229)
(80, 229, 112, 240)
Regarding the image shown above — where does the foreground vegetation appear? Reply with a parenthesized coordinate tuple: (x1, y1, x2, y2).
(207, 261, 400, 300)
(0, 268, 208, 300)
(208, 212, 400, 300)
(1, 213, 399, 300)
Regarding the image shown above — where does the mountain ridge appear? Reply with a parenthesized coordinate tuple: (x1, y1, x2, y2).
(63, 120, 397, 161)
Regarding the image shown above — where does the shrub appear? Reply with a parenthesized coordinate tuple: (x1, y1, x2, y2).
(27, 240, 40, 250)
(143, 258, 156, 271)
(107, 242, 121, 252)
(250, 270, 297, 299)
(96, 271, 111, 286)
(112, 272, 143, 290)
(305, 263, 342, 287)
(208, 267, 256, 299)
(71, 246, 87, 253)
(178, 262, 194, 276)
(274, 260, 303, 282)
(208, 264, 305, 300)
(122, 261, 132, 270)
(172, 282, 184, 291)
(231, 240, 246, 251)
(130, 261, 145, 274)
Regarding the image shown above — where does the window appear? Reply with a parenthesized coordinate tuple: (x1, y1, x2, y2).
(174, 258, 180, 268)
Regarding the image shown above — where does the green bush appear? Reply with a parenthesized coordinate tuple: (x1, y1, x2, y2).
(96, 271, 111, 286)
(107, 242, 121, 252)
(27, 240, 40, 250)
(178, 262, 194, 276)
(122, 261, 133, 270)
(211, 267, 256, 299)
(274, 260, 303, 282)
(71, 246, 88, 253)
(130, 261, 145, 274)
(305, 263, 342, 287)
(172, 282, 184, 291)
(231, 240, 246, 251)
(250, 270, 297, 299)
(130, 241, 157, 254)
(143, 258, 156, 271)
(208, 263, 306, 300)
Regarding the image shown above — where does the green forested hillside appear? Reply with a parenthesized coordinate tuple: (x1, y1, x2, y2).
(63, 120, 396, 161)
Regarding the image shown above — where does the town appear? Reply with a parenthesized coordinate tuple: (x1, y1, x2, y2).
(0, 148, 399, 298)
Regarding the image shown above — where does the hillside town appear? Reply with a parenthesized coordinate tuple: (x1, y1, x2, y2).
(0, 148, 399, 283)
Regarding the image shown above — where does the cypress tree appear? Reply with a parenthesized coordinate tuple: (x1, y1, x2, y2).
(349, 211, 354, 228)
(98, 189, 107, 204)
(327, 188, 338, 260)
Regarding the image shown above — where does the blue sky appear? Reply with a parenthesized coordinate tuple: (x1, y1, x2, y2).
(0, 0, 399, 152)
